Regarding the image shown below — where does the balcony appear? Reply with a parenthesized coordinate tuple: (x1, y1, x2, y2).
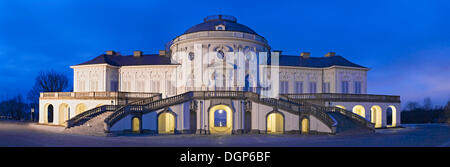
(281, 93, 400, 103)
(40, 92, 161, 100)
(170, 31, 268, 45)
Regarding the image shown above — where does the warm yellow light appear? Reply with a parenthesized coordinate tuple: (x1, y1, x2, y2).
(352, 105, 366, 118)
(58, 103, 69, 125)
(75, 103, 86, 115)
(267, 112, 283, 134)
(209, 105, 233, 134)
(301, 118, 309, 133)
(388, 105, 397, 127)
(370, 105, 382, 128)
(335, 105, 346, 110)
(158, 112, 175, 134)
(132, 117, 140, 133)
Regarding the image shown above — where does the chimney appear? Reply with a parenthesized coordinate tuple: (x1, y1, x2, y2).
(325, 52, 336, 57)
(300, 52, 310, 58)
(159, 50, 166, 56)
(106, 50, 116, 56)
(133, 51, 143, 57)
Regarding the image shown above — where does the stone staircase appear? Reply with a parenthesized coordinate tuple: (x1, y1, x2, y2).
(63, 111, 114, 136)
(328, 112, 374, 135)
(62, 91, 375, 136)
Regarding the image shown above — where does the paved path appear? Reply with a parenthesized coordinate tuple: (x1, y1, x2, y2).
(0, 121, 449, 147)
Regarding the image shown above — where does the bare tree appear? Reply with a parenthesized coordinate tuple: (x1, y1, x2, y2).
(423, 97, 432, 110)
(27, 70, 69, 121)
(0, 95, 26, 120)
(405, 101, 419, 111)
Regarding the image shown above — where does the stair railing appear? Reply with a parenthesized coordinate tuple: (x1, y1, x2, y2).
(104, 91, 339, 134)
(66, 105, 119, 128)
(326, 106, 375, 130)
(104, 92, 191, 131)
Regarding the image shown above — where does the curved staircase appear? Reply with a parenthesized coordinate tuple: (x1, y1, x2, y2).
(63, 91, 375, 136)
(327, 112, 374, 135)
(63, 111, 115, 136)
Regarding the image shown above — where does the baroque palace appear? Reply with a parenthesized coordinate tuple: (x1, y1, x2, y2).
(39, 15, 400, 135)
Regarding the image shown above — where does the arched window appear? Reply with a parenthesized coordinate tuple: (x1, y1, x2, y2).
(215, 25, 225, 30)
(352, 105, 366, 118)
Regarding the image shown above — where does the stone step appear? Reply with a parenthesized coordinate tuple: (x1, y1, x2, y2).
(328, 112, 373, 135)
(64, 111, 114, 136)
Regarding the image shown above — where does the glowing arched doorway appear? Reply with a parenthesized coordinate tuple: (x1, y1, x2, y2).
(132, 117, 141, 133)
(158, 112, 175, 134)
(75, 103, 87, 115)
(387, 105, 397, 127)
(370, 105, 382, 128)
(352, 105, 366, 118)
(267, 112, 284, 134)
(58, 103, 69, 125)
(301, 117, 310, 134)
(209, 104, 233, 134)
(335, 105, 346, 110)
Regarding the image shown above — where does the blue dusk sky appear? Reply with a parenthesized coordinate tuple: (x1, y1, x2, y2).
(0, 0, 449, 107)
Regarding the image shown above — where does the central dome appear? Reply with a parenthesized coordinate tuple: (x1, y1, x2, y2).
(183, 15, 258, 35)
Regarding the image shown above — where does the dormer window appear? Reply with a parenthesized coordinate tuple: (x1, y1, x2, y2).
(215, 25, 225, 30)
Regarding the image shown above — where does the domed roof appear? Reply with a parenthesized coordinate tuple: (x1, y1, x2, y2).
(183, 15, 258, 35)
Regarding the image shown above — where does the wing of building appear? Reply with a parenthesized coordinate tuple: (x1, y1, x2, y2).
(39, 15, 401, 136)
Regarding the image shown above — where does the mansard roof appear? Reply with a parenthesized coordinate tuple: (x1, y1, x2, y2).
(277, 55, 367, 68)
(77, 54, 174, 66)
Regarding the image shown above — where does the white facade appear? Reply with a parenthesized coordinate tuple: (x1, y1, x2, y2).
(38, 15, 400, 134)
(277, 66, 368, 94)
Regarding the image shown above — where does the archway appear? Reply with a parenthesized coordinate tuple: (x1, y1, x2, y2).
(370, 105, 382, 128)
(301, 117, 310, 134)
(58, 103, 69, 125)
(387, 105, 397, 127)
(158, 112, 175, 134)
(75, 103, 87, 115)
(352, 105, 366, 118)
(335, 105, 346, 110)
(47, 104, 54, 123)
(132, 117, 141, 133)
(209, 104, 233, 134)
(267, 112, 284, 134)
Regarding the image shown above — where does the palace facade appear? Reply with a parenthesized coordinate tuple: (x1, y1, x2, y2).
(39, 15, 400, 135)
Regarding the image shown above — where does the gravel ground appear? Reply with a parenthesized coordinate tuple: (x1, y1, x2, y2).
(0, 121, 449, 147)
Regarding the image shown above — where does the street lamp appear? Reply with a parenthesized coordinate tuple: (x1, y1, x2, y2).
(30, 108, 34, 122)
